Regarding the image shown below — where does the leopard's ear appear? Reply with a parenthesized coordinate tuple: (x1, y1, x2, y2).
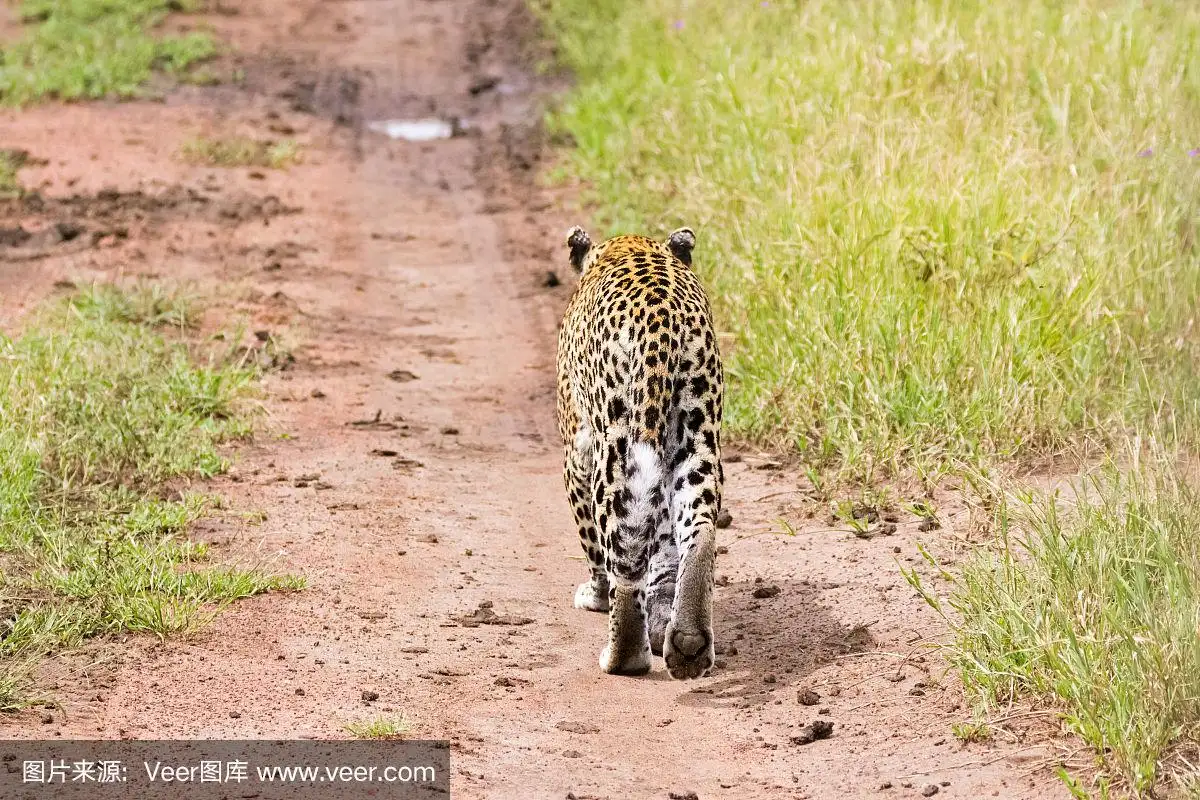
(566, 226, 592, 272)
(666, 227, 695, 266)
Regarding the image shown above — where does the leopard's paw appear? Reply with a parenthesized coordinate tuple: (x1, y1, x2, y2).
(663, 622, 714, 680)
(574, 580, 610, 612)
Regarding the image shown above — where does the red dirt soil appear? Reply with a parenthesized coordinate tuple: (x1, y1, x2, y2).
(0, 1, 1071, 797)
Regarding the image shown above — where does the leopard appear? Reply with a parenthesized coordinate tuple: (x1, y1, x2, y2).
(556, 225, 724, 680)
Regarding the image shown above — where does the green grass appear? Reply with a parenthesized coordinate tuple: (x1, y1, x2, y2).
(908, 461, 1200, 795)
(536, 0, 1200, 482)
(0, 284, 303, 711)
(0, 149, 28, 199)
(179, 136, 301, 169)
(950, 720, 991, 745)
(344, 716, 411, 740)
(0, 0, 217, 105)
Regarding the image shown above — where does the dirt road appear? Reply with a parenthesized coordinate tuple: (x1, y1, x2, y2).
(0, 0, 1067, 797)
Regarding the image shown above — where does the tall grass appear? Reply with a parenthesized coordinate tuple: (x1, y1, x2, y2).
(909, 461, 1200, 794)
(537, 0, 1200, 481)
(0, 285, 301, 710)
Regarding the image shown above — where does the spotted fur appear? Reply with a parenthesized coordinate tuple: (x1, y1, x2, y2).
(556, 226, 724, 679)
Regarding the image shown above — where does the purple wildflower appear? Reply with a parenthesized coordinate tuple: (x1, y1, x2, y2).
(1189, 148, 1200, 158)
(672, 19, 685, 30)
(1137, 148, 1154, 158)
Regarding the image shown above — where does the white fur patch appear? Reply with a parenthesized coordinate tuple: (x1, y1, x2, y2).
(628, 441, 661, 501)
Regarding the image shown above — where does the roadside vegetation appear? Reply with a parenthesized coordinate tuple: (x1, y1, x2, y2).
(345, 716, 412, 740)
(0, 0, 216, 105)
(179, 136, 302, 169)
(535, 0, 1200, 794)
(0, 285, 302, 710)
(910, 458, 1200, 796)
(0, 149, 28, 199)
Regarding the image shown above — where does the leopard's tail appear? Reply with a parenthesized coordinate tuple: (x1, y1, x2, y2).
(599, 431, 666, 584)
(592, 422, 667, 673)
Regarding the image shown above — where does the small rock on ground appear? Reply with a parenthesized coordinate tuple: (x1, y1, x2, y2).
(797, 687, 821, 706)
(789, 720, 834, 745)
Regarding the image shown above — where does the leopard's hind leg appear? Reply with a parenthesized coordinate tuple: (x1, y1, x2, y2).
(664, 419, 722, 680)
(646, 495, 677, 656)
(565, 428, 608, 611)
